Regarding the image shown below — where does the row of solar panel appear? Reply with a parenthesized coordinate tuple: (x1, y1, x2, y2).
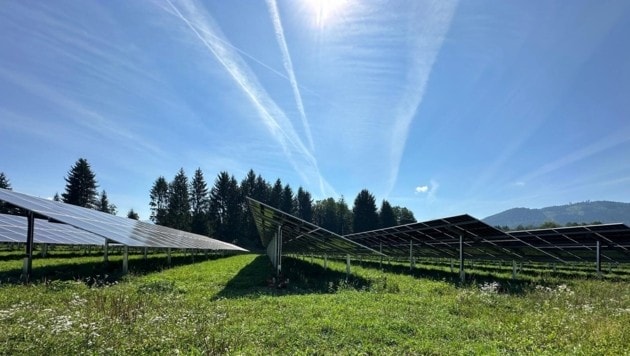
(247, 198, 630, 263)
(0, 188, 247, 252)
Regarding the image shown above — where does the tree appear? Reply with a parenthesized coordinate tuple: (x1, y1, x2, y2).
(240, 170, 262, 249)
(95, 190, 117, 215)
(296, 187, 313, 222)
(379, 200, 397, 228)
(393, 206, 417, 225)
(53, 193, 61, 202)
(0, 172, 13, 214)
(127, 209, 140, 220)
(149, 176, 169, 225)
(0, 172, 10, 190)
(280, 184, 295, 214)
(189, 168, 210, 236)
(352, 189, 379, 233)
(209, 172, 241, 243)
(337, 196, 353, 234)
(269, 179, 283, 208)
(166, 168, 191, 231)
(62, 158, 98, 208)
(313, 198, 339, 233)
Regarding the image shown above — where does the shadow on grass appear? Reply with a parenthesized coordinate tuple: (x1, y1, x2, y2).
(352, 259, 533, 295)
(214, 255, 372, 300)
(354, 258, 629, 295)
(0, 253, 237, 286)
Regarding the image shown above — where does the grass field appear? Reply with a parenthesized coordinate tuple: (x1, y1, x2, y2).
(0, 251, 629, 354)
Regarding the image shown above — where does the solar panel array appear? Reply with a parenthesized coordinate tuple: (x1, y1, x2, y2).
(0, 188, 247, 252)
(247, 198, 383, 256)
(0, 214, 105, 245)
(247, 195, 630, 265)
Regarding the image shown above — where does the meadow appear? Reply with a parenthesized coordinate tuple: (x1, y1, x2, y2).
(0, 249, 628, 354)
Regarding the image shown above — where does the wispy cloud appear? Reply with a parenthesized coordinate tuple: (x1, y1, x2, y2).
(163, 0, 336, 196)
(386, 0, 459, 195)
(266, 0, 315, 151)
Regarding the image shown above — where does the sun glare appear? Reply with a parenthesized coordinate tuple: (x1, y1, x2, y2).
(304, 0, 351, 29)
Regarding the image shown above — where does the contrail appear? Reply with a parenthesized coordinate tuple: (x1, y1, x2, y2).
(386, 0, 459, 197)
(164, 0, 336, 197)
(266, 0, 315, 151)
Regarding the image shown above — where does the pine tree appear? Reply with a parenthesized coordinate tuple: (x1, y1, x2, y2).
(296, 187, 313, 222)
(62, 158, 99, 208)
(280, 184, 295, 213)
(240, 169, 261, 248)
(352, 189, 379, 233)
(127, 208, 140, 220)
(149, 176, 169, 225)
(53, 193, 61, 202)
(166, 168, 191, 231)
(0, 172, 13, 214)
(189, 168, 210, 236)
(209, 172, 241, 243)
(337, 196, 353, 234)
(95, 190, 117, 215)
(379, 200, 397, 228)
(269, 179, 283, 208)
(313, 198, 339, 233)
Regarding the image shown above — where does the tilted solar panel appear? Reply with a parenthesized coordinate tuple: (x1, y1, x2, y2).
(0, 188, 247, 251)
(0, 213, 105, 245)
(247, 197, 383, 256)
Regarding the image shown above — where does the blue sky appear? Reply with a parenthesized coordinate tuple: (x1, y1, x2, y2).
(1, 0, 629, 222)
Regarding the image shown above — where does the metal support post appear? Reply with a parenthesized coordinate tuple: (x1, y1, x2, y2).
(459, 235, 465, 283)
(324, 254, 328, 269)
(379, 243, 383, 269)
(41, 244, 48, 257)
(346, 254, 351, 280)
(103, 240, 109, 262)
(23, 211, 35, 281)
(143, 247, 148, 261)
(450, 259, 454, 273)
(167, 247, 172, 266)
(512, 260, 517, 279)
(409, 240, 414, 271)
(596, 240, 601, 278)
(122, 245, 129, 274)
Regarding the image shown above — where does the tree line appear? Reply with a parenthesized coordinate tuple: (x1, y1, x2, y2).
(148, 168, 417, 250)
(1, 158, 418, 250)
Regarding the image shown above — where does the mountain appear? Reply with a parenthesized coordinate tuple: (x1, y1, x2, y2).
(483, 201, 630, 229)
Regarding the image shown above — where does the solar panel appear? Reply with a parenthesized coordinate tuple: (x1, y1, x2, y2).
(0, 188, 247, 252)
(247, 197, 383, 256)
(509, 224, 630, 263)
(0, 213, 105, 245)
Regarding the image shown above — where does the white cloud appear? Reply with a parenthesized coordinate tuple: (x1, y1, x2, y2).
(415, 185, 429, 193)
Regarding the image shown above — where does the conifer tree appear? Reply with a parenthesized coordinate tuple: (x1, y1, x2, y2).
(379, 200, 397, 228)
(149, 176, 169, 225)
(189, 168, 210, 236)
(280, 184, 295, 214)
(296, 187, 313, 222)
(127, 208, 140, 220)
(352, 189, 379, 233)
(95, 190, 117, 215)
(209, 172, 241, 243)
(62, 158, 98, 208)
(166, 168, 191, 231)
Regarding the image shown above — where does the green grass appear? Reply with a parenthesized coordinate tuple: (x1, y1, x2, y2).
(0, 252, 629, 354)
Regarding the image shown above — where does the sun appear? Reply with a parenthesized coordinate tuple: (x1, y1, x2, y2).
(303, 0, 351, 29)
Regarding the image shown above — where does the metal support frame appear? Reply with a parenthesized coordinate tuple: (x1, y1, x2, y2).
(346, 254, 351, 280)
(512, 260, 517, 279)
(596, 240, 601, 278)
(103, 241, 109, 262)
(167, 247, 172, 266)
(324, 254, 328, 269)
(22, 211, 35, 281)
(122, 246, 129, 274)
(41, 244, 48, 257)
(409, 240, 414, 271)
(459, 235, 465, 283)
(143, 247, 148, 261)
(379, 243, 383, 269)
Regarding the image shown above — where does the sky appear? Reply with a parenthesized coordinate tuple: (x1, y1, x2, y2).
(1, 0, 629, 222)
